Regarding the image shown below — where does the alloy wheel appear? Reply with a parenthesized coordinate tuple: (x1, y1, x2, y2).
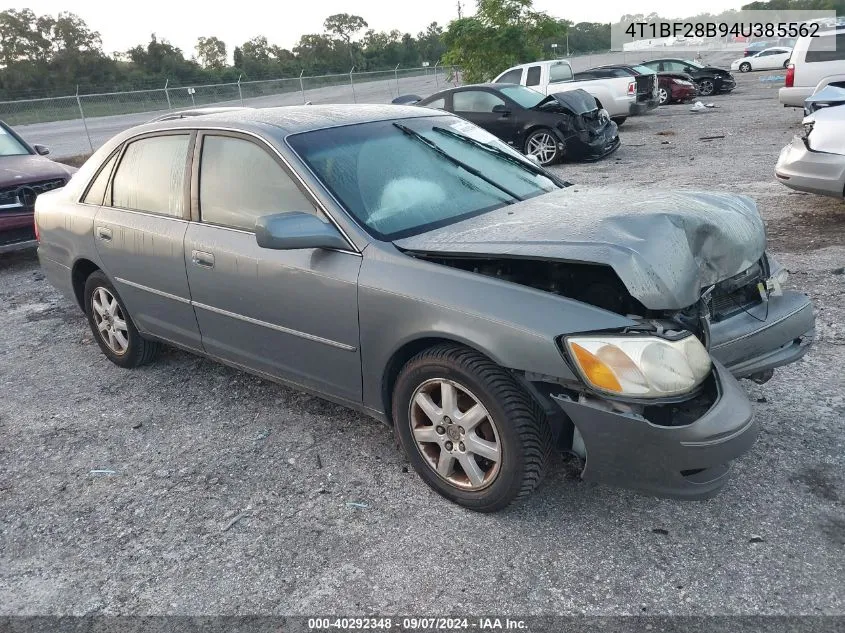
(698, 79, 715, 96)
(658, 87, 669, 105)
(525, 132, 558, 165)
(740, 62, 751, 73)
(409, 378, 501, 490)
(91, 287, 129, 355)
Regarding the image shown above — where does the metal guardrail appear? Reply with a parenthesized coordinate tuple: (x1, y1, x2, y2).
(0, 65, 463, 158)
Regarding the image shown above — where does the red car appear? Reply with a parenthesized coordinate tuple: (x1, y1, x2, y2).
(657, 72, 698, 105)
(0, 120, 75, 254)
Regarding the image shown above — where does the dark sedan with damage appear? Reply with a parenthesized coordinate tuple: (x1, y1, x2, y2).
(36, 105, 813, 511)
(641, 59, 736, 97)
(0, 120, 75, 254)
(409, 84, 619, 165)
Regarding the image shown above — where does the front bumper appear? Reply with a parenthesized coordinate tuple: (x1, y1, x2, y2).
(567, 122, 620, 161)
(671, 84, 697, 101)
(775, 135, 845, 198)
(710, 289, 815, 378)
(718, 78, 736, 92)
(551, 362, 757, 500)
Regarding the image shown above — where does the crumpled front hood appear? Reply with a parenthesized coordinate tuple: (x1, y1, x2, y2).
(543, 89, 598, 115)
(394, 187, 766, 311)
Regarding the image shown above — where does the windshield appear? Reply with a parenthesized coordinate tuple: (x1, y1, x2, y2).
(0, 124, 30, 156)
(287, 116, 560, 240)
(632, 64, 655, 74)
(685, 59, 705, 69)
(498, 85, 546, 108)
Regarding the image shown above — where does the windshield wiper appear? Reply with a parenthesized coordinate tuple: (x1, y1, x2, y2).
(392, 122, 523, 201)
(431, 126, 570, 187)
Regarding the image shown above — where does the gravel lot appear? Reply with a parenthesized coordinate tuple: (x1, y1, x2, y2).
(1, 71, 843, 617)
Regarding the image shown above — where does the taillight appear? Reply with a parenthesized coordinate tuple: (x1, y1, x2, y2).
(33, 215, 40, 242)
(785, 64, 795, 87)
(627, 81, 636, 95)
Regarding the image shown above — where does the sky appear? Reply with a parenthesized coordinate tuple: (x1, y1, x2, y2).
(18, 0, 745, 57)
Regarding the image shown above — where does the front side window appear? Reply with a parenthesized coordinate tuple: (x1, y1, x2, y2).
(453, 91, 506, 113)
(0, 124, 30, 157)
(287, 116, 560, 241)
(496, 69, 523, 84)
(199, 135, 314, 232)
(111, 135, 189, 216)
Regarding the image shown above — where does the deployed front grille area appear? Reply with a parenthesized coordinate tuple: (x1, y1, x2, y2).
(0, 178, 66, 212)
(709, 260, 766, 321)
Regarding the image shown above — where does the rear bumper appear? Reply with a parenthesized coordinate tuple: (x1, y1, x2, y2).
(710, 290, 815, 378)
(551, 362, 757, 500)
(780, 86, 814, 107)
(629, 100, 657, 116)
(775, 136, 845, 198)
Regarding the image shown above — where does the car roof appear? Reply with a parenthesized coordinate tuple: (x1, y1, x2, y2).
(142, 103, 436, 135)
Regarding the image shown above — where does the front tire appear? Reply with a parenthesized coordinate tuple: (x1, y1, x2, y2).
(393, 344, 551, 512)
(524, 128, 561, 166)
(84, 270, 159, 368)
(739, 62, 751, 73)
(697, 78, 715, 96)
(658, 87, 669, 105)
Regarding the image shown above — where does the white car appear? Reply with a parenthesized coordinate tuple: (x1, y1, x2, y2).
(731, 47, 792, 72)
(775, 105, 845, 198)
(780, 26, 845, 107)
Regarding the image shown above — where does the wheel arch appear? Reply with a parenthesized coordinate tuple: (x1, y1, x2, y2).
(71, 258, 101, 311)
(381, 335, 499, 427)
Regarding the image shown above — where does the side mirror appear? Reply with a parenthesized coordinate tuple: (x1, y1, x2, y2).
(492, 104, 511, 116)
(33, 144, 50, 155)
(255, 212, 348, 251)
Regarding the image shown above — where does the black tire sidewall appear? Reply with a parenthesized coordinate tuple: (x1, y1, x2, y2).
(525, 128, 560, 166)
(740, 63, 751, 73)
(393, 353, 534, 512)
(84, 271, 145, 368)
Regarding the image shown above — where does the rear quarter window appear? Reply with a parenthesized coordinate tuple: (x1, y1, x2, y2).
(495, 69, 523, 84)
(805, 33, 845, 63)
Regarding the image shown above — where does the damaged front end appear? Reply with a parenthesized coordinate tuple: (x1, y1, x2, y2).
(539, 90, 620, 160)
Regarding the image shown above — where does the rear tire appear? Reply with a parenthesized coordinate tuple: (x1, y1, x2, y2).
(611, 116, 627, 126)
(393, 344, 551, 512)
(84, 271, 159, 368)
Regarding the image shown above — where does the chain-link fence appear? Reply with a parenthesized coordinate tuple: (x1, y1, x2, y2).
(0, 65, 463, 159)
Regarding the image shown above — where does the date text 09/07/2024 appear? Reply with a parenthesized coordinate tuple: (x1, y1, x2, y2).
(624, 21, 821, 39)
(307, 617, 528, 631)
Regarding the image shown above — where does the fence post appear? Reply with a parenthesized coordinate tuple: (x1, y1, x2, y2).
(237, 74, 244, 106)
(299, 69, 306, 104)
(164, 78, 172, 110)
(394, 64, 400, 97)
(434, 61, 440, 87)
(75, 85, 94, 153)
(349, 66, 356, 103)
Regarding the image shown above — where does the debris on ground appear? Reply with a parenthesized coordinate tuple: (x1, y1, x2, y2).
(749, 535, 766, 543)
(700, 135, 726, 141)
(89, 469, 116, 475)
(656, 130, 676, 136)
(346, 502, 369, 509)
(222, 509, 253, 532)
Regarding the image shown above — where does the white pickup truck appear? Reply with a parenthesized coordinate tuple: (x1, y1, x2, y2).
(492, 59, 658, 124)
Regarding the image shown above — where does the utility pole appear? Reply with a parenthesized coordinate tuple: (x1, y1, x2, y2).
(457, 0, 462, 19)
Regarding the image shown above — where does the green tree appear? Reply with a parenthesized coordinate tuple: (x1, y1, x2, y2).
(195, 36, 226, 69)
(443, 0, 565, 82)
(324, 13, 368, 66)
(0, 9, 53, 65)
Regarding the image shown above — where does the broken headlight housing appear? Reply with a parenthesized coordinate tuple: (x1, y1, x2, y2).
(563, 334, 712, 399)
(802, 120, 814, 140)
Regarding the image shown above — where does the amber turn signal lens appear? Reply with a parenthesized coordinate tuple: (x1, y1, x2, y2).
(569, 342, 623, 393)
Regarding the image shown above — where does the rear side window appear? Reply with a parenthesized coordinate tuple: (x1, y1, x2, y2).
(198, 135, 314, 232)
(496, 69, 523, 84)
(805, 33, 845, 63)
(425, 97, 446, 109)
(82, 151, 118, 206)
(526, 66, 542, 86)
(111, 135, 189, 217)
(549, 63, 573, 83)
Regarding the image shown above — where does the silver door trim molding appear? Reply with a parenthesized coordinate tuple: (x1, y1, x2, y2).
(114, 277, 191, 304)
(191, 300, 358, 352)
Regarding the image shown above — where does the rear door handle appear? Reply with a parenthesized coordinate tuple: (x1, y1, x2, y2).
(191, 250, 215, 268)
(95, 226, 112, 241)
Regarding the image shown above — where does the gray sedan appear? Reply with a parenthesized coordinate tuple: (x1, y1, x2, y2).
(36, 105, 814, 511)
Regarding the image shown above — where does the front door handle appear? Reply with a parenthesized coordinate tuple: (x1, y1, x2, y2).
(191, 250, 215, 268)
(95, 226, 112, 241)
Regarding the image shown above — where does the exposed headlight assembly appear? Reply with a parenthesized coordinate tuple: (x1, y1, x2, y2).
(564, 334, 712, 399)
(802, 120, 814, 139)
